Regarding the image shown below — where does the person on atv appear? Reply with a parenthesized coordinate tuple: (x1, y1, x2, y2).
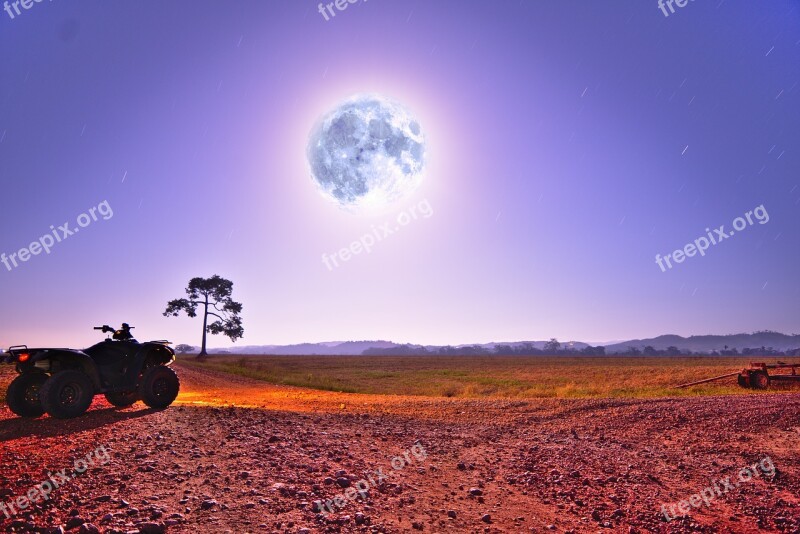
(113, 323, 137, 342)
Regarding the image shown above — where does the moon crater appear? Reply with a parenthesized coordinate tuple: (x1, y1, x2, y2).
(307, 94, 426, 211)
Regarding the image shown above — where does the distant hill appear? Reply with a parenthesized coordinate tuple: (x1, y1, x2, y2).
(603, 331, 800, 354)
(205, 339, 587, 355)
(207, 340, 399, 355)
(459, 340, 590, 351)
(198, 332, 800, 356)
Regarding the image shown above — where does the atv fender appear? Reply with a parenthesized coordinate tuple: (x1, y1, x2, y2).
(120, 345, 176, 388)
(30, 349, 103, 390)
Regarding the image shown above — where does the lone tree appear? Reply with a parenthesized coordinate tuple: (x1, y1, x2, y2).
(164, 275, 244, 359)
(544, 338, 561, 354)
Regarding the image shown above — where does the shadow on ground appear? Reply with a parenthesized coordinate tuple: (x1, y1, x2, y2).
(0, 406, 159, 441)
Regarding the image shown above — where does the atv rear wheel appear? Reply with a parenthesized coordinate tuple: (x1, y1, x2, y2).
(105, 390, 138, 408)
(40, 370, 95, 419)
(7, 373, 47, 418)
(139, 366, 180, 409)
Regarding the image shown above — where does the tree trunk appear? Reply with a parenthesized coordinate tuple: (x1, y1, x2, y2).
(197, 295, 209, 360)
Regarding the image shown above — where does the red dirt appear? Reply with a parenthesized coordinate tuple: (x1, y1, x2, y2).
(1, 363, 798, 533)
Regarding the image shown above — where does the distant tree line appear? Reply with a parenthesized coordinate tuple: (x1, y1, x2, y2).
(624, 345, 800, 357)
(360, 338, 597, 356)
(361, 338, 800, 357)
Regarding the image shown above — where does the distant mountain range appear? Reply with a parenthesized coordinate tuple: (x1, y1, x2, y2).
(206, 340, 398, 355)
(604, 332, 800, 353)
(202, 339, 591, 355)
(196, 331, 800, 356)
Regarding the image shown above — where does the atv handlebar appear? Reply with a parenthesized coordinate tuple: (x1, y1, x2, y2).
(95, 324, 135, 334)
(94, 325, 121, 334)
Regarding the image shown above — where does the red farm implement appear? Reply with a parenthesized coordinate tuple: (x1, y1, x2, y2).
(675, 361, 800, 390)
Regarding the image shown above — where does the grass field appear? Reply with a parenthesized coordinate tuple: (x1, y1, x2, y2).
(1, 355, 795, 406)
(178, 354, 797, 399)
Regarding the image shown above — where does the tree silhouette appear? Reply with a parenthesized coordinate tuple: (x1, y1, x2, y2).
(494, 344, 515, 355)
(544, 338, 561, 354)
(164, 275, 244, 359)
(175, 344, 195, 354)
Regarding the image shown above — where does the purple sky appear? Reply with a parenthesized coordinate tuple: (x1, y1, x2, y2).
(1, 0, 798, 349)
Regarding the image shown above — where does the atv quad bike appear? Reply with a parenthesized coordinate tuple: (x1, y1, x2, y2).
(3, 324, 179, 419)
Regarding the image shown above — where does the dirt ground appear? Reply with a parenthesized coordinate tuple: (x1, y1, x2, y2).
(0, 362, 798, 533)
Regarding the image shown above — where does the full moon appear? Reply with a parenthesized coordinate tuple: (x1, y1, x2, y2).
(307, 94, 427, 211)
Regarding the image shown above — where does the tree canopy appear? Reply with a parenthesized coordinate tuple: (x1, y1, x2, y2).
(164, 275, 244, 358)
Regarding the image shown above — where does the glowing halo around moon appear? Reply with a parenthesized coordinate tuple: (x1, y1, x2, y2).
(306, 94, 427, 212)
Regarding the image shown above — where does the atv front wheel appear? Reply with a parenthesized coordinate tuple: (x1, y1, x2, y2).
(40, 370, 95, 419)
(139, 366, 180, 409)
(105, 390, 138, 408)
(7, 373, 47, 418)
